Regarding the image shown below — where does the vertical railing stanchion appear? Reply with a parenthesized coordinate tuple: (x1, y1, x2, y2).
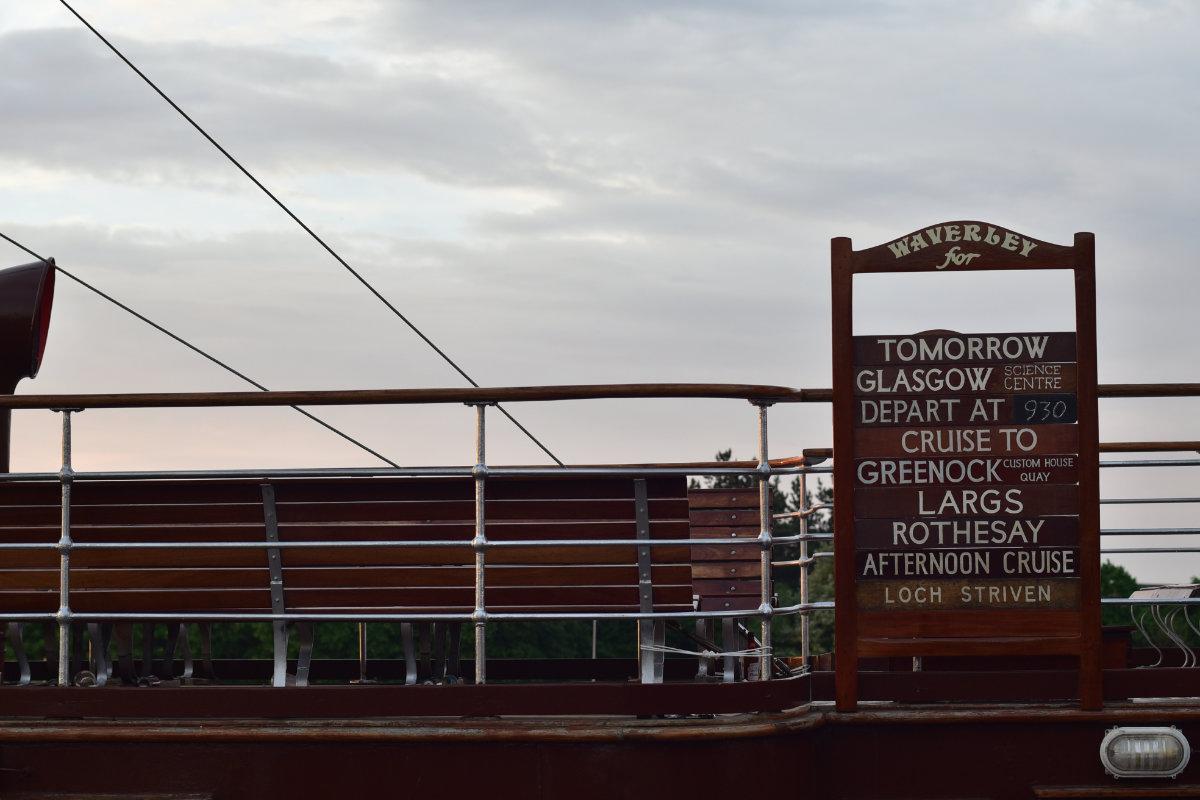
(754, 401, 773, 681)
(470, 403, 488, 685)
(353, 622, 371, 685)
(56, 409, 78, 687)
(798, 468, 810, 672)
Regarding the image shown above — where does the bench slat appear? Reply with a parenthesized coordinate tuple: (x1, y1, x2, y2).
(0, 520, 690, 542)
(0, 498, 690, 526)
(691, 544, 759, 561)
(692, 578, 761, 597)
(689, 508, 758, 527)
(692, 562, 761, 579)
(0, 564, 692, 591)
(0, 476, 689, 505)
(0, 584, 696, 612)
(0, 544, 692, 570)
(698, 596, 761, 612)
(687, 489, 760, 508)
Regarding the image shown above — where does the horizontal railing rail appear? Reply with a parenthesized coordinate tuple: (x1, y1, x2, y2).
(0, 464, 809, 481)
(0, 535, 810, 550)
(1103, 598, 1200, 604)
(0, 602, 833, 624)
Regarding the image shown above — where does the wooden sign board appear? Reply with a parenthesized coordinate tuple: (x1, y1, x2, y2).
(831, 221, 1101, 711)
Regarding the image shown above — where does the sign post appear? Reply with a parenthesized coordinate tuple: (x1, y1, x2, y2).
(831, 222, 1101, 711)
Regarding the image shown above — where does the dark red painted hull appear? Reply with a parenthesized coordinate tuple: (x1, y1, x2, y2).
(0, 692, 1197, 799)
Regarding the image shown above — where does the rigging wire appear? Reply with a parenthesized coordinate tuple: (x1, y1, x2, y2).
(0, 230, 400, 467)
(56, 0, 565, 467)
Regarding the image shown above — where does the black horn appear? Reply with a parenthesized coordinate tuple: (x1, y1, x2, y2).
(0, 259, 56, 472)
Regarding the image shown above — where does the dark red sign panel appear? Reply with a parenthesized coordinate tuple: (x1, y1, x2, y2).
(854, 516, 1080, 549)
(856, 578, 1081, 611)
(853, 484, 1079, 519)
(854, 548, 1080, 579)
(856, 394, 1078, 426)
(854, 424, 1079, 458)
(852, 456, 1079, 487)
(854, 363, 1078, 396)
(854, 332, 1077, 366)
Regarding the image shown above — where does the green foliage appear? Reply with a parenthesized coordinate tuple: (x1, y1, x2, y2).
(1100, 560, 1139, 628)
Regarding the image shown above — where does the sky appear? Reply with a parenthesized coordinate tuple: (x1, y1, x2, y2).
(1, 1, 1197, 582)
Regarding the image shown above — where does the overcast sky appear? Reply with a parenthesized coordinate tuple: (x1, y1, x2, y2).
(1, 1, 1197, 581)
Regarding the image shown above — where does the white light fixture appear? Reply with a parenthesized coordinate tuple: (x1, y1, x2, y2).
(1100, 727, 1190, 779)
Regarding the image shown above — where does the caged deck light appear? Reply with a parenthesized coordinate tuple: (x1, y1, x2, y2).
(1100, 727, 1190, 779)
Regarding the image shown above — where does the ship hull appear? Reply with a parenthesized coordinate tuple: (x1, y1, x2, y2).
(1, 700, 1197, 798)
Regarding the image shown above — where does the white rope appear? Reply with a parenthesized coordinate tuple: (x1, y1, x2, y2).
(638, 642, 771, 659)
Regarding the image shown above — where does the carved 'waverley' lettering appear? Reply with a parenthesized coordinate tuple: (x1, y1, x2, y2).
(886, 223, 1038, 262)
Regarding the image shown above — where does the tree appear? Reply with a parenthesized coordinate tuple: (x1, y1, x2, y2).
(1100, 560, 1138, 628)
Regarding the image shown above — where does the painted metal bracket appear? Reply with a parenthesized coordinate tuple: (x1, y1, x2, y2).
(401, 622, 417, 685)
(263, 483, 291, 687)
(4, 622, 30, 686)
(86, 623, 109, 686)
(635, 479, 664, 684)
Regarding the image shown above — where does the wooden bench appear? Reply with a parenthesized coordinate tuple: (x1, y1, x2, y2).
(0, 475, 701, 685)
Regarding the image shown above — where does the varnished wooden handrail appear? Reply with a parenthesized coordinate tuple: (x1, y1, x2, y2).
(1097, 383, 1200, 398)
(0, 383, 810, 409)
(1097, 441, 1200, 453)
(0, 381, 1197, 410)
(804, 442, 1200, 459)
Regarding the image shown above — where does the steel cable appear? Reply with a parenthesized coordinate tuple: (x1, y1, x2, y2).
(56, 0, 563, 466)
(0, 230, 399, 467)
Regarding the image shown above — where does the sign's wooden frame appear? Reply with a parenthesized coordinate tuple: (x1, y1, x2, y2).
(831, 222, 1101, 712)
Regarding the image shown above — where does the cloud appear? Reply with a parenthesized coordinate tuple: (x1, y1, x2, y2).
(2, 2, 1200, 580)
(0, 26, 550, 188)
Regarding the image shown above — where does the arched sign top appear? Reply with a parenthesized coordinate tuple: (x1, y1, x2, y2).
(840, 221, 1087, 274)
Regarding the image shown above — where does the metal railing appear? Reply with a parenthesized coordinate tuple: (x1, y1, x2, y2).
(0, 384, 823, 687)
(1097, 453, 1200, 599)
(1094, 451, 1200, 670)
(0, 381, 1198, 688)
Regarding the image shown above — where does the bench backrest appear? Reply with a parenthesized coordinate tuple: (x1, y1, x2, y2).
(688, 488, 764, 612)
(0, 476, 694, 616)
